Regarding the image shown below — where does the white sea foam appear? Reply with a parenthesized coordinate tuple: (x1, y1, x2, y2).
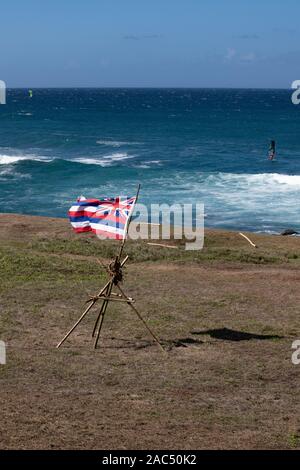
(255, 230, 280, 235)
(0, 155, 28, 164)
(133, 160, 162, 169)
(96, 140, 141, 147)
(133, 164, 150, 169)
(211, 172, 300, 191)
(72, 153, 133, 167)
(146, 160, 162, 165)
(0, 166, 31, 180)
(0, 154, 52, 165)
(265, 173, 300, 186)
(0, 152, 133, 167)
(146, 170, 300, 232)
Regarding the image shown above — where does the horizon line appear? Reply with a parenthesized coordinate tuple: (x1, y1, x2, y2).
(5, 86, 292, 91)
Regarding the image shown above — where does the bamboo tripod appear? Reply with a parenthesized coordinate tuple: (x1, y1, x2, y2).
(56, 185, 165, 353)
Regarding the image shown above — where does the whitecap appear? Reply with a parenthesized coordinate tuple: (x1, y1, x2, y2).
(71, 153, 133, 167)
(145, 160, 162, 165)
(0, 154, 53, 165)
(96, 140, 141, 147)
(133, 160, 162, 169)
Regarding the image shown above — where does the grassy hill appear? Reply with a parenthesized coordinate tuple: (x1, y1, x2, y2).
(1, 213, 300, 449)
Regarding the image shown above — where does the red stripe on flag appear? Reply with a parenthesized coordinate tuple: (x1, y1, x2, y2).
(69, 211, 85, 217)
(72, 226, 93, 233)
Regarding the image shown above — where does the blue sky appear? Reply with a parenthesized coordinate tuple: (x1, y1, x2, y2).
(1, 0, 300, 88)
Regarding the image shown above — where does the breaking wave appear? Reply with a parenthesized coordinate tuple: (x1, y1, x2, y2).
(70, 153, 133, 167)
(0, 154, 53, 165)
(0, 152, 134, 167)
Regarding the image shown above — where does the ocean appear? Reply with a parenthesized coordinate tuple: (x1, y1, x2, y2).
(0, 88, 299, 233)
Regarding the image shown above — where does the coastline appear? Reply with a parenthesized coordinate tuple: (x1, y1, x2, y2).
(1, 212, 299, 260)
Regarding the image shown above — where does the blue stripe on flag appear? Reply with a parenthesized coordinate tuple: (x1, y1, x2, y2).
(69, 216, 90, 222)
(69, 216, 125, 229)
(89, 217, 125, 229)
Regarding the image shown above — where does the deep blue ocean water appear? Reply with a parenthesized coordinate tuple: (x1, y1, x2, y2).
(1, 88, 300, 232)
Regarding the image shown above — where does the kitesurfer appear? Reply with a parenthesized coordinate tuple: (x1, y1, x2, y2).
(268, 140, 276, 160)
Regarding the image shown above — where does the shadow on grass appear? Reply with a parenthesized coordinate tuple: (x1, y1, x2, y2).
(192, 327, 283, 342)
(78, 328, 282, 351)
(93, 336, 204, 350)
(170, 337, 204, 348)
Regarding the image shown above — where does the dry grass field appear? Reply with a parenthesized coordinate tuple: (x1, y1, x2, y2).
(1, 213, 300, 449)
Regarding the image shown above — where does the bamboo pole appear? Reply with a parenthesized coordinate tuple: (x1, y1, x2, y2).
(93, 280, 114, 349)
(97, 296, 135, 303)
(92, 255, 129, 336)
(239, 232, 257, 248)
(57, 256, 130, 348)
(56, 279, 111, 348)
(92, 283, 111, 337)
(118, 183, 141, 260)
(116, 283, 166, 354)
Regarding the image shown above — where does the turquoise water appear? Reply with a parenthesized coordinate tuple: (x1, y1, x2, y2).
(0, 88, 300, 232)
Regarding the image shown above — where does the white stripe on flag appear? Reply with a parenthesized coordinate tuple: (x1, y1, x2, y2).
(90, 223, 125, 236)
(71, 221, 91, 228)
(69, 205, 99, 214)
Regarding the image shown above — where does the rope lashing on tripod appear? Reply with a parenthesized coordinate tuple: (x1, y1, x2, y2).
(108, 258, 123, 284)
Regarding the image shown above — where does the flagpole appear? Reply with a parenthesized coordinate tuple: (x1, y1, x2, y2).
(118, 183, 141, 260)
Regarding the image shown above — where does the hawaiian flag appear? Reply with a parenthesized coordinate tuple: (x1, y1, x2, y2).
(69, 196, 136, 240)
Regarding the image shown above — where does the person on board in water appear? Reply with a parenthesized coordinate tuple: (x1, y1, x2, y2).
(268, 140, 276, 160)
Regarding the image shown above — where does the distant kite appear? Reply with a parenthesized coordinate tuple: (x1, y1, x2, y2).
(29, 89, 33, 98)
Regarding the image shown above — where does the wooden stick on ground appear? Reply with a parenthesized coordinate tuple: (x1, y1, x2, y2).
(239, 232, 257, 248)
(147, 242, 178, 249)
